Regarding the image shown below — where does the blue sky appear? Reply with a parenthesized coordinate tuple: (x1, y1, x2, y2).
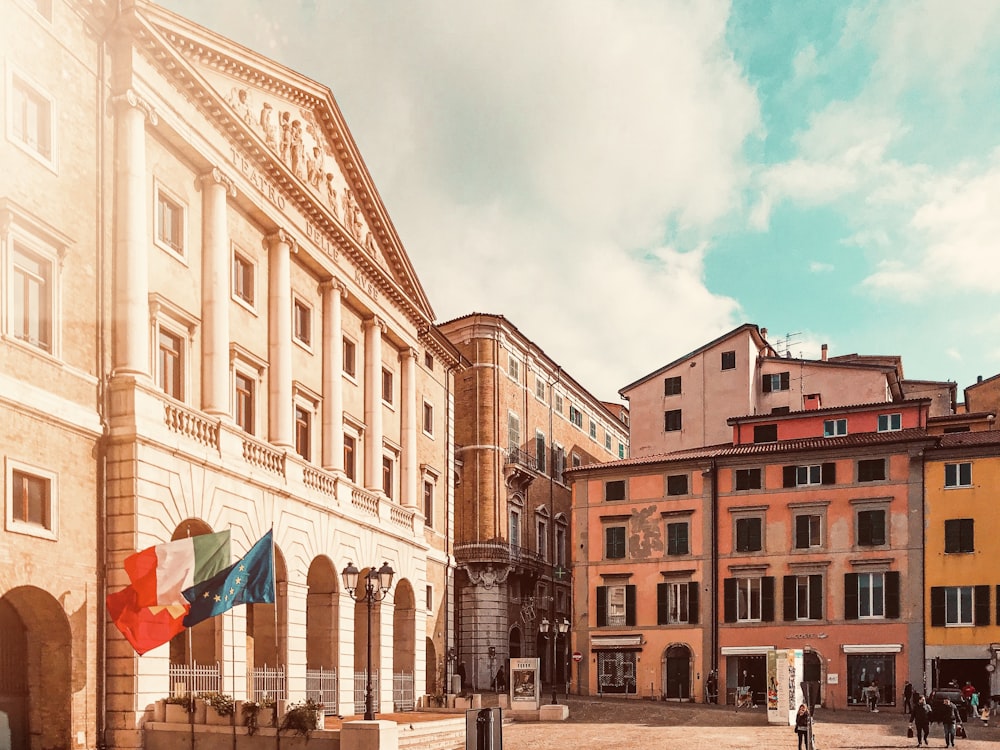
(158, 0, 1000, 402)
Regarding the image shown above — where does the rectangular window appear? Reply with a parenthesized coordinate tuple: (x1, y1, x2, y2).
(597, 584, 635, 627)
(945, 586, 975, 626)
(155, 188, 185, 256)
(343, 338, 357, 378)
(537, 517, 548, 559)
(382, 455, 394, 499)
(234, 372, 255, 434)
(931, 586, 990, 627)
(664, 409, 682, 432)
(944, 518, 974, 553)
(295, 405, 311, 461)
(857, 509, 886, 546)
(535, 376, 546, 401)
(618, 443, 625, 459)
(507, 353, 520, 383)
(735, 517, 763, 552)
(857, 458, 886, 482)
(823, 419, 847, 437)
(753, 424, 777, 443)
(658, 581, 696, 624)
(424, 351, 434, 370)
(589, 419, 597, 439)
(605, 480, 626, 501)
(797, 465, 821, 486)
(232, 251, 255, 306)
(569, 405, 583, 428)
(507, 412, 520, 452)
(556, 525, 566, 567)
(343, 435, 356, 481)
(553, 444, 565, 483)
(382, 368, 394, 405)
(945, 462, 972, 488)
(845, 571, 900, 620)
(535, 430, 546, 473)
(877, 413, 902, 432)
(787, 575, 823, 621)
(604, 433, 612, 451)
(554, 393, 563, 414)
(783, 462, 836, 487)
(735, 468, 762, 490)
(426, 584, 433, 611)
(157, 327, 184, 400)
(422, 401, 434, 436)
(794, 514, 822, 549)
(721, 350, 736, 370)
(664, 376, 682, 396)
(10, 468, 49, 528)
(666, 474, 688, 496)
(763, 371, 790, 392)
(423, 480, 434, 528)
(605, 526, 626, 559)
(293, 298, 311, 346)
(667, 522, 689, 555)
(509, 507, 520, 547)
(857, 572, 885, 618)
(736, 577, 762, 621)
(9, 72, 53, 162)
(10, 243, 52, 352)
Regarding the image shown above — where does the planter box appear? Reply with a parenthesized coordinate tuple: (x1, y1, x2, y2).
(164, 704, 190, 724)
(205, 709, 233, 726)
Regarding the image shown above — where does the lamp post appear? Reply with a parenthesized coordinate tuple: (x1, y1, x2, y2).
(342, 561, 395, 721)
(539, 617, 570, 704)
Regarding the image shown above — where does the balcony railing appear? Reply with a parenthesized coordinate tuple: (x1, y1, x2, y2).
(454, 540, 547, 569)
(505, 446, 537, 472)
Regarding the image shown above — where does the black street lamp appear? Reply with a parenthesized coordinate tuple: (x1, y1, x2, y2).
(342, 561, 395, 721)
(539, 617, 570, 704)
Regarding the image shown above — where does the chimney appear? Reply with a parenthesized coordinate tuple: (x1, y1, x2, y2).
(978, 375, 984, 383)
(760, 327, 768, 339)
(821, 344, 828, 361)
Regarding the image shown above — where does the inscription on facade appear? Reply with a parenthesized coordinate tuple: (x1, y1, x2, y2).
(305, 221, 339, 263)
(229, 145, 286, 209)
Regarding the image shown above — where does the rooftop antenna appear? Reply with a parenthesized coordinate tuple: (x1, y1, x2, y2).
(775, 332, 802, 359)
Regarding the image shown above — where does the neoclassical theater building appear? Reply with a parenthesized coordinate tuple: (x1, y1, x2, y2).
(0, 1, 460, 748)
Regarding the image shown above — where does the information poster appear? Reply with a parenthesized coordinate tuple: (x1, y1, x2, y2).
(767, 649, 804, 725)
(510, 658, 540, 709)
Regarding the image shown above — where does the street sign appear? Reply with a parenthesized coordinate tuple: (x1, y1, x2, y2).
(572, 651, 583, 662)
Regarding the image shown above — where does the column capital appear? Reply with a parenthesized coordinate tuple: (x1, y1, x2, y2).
(320, 278, 349, 298)
(108, 88, 158, 126)
(199, 167, 238, 197)
(263, 228, 298, 251)
(364, 316, 386, 333)
(401, 347, 419, 362)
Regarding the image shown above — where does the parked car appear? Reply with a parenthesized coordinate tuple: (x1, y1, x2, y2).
(928, 689, 969, 723)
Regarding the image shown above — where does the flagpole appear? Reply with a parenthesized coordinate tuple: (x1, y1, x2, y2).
(231, 607, 236, 750)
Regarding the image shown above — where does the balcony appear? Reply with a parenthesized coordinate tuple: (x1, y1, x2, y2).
(454, 539, 547, 577)
(504, 446, 537, 491)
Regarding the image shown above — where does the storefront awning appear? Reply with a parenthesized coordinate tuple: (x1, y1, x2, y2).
(721, 646, 775, 655)
(842, 644, 903, 654)
(591, 634, 643, 650)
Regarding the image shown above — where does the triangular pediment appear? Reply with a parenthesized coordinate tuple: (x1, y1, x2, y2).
(134, 2, 434, 321)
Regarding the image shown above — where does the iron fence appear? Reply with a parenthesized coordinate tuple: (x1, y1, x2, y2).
(306, 667, 338, 715)
(168, 661, 221, 696)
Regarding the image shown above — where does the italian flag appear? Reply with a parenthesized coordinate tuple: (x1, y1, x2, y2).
(125, 530, 232, 606)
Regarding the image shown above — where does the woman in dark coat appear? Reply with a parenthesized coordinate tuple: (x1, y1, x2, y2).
(910, 695, 931, 747)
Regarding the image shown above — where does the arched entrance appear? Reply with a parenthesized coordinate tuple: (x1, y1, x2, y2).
(0, 587, 72, 750)
(662, 644, 692, 700)
(803, 650, 823, 708)
(168, 520, 224, 670)
(306, 556, 339, 711)
(393, 580, 416, 708)
(508, 626, 522, 659)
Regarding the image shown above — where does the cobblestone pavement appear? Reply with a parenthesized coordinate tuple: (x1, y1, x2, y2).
(500, 696, 1000, 750)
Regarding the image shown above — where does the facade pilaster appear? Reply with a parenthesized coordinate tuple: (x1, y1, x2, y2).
(200, 168, 236, 416)
(321, 280, 348, 471)
(221, 607, 249, 698)
(337, 593, 358, 715)
(401, 347, 418, 508)
(266, 230, 295, 447)
(111, 89, 156, 379)
(363, 317, 385, 491)
(284, 580, 309, 699)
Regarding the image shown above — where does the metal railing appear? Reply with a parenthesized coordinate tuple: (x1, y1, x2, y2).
(353, 670, 379, 715)
(168, 661, 221, 696)
(248, 664, 286, 701)
(454, 540, 547, 568)
(393, 671, 414, 711)
(306, 667, 338, 715)
(505, 446, 537, 471)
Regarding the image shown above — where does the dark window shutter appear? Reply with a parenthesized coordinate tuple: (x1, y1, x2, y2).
(844, 573, 859, 620)
(780, 372, 790, 390)
(763, 376, 773, 393)
(736, 520, 748, 551)
(809, 575, 823, 620)
(795, 515, 809, 549)
(857, 512, 871, 546)
(783, 575, 796, 621)
(751, 519, 762, 550)
(597, 586, 608, 626)
(625, 585, 636, 626)
(783, 466, 796, 488)
(657, 583, 669, 625)
(821, 462, 836, 485)
(762, 576, 775, 622)
(872, 512, 886, 546)
(930, 587, 945, 627)
(884, 571, 900, 619)
(723, 578, 737, 622)
(975, 585, 991, 626)
(688, 582, 699, 625)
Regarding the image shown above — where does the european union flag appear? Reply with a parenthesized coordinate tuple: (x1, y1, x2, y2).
(181, 530, 275, 627)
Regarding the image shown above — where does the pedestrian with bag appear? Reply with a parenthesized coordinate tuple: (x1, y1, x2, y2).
(910, 695, 931, 747)
(942, 698, 961, 747)
(794, 703, 811, 750)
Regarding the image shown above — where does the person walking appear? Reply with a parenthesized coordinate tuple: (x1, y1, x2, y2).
(942, 698, 961, 748)
(969, 689, 980, 720)
(794, 703, 811, 750)
(910, 695, 932, 747)
(904, 681, 914, 713)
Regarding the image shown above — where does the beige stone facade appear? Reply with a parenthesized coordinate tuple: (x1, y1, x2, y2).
(1, 1, 459, 747)
(439, 314, 628, 693)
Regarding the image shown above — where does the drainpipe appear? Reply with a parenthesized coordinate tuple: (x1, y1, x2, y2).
(710, 457, 719, 679)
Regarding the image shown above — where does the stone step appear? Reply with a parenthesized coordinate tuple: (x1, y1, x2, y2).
(398, 717, 467, 750)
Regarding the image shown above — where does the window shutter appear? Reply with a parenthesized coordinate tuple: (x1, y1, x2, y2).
(872, 512, 886, 546)
(780, 372, 790, 390)
(944, 520, 960, 553)
(844, 573, 859, 620)
(597, 586, 608, 626)
(783, 466, 797, 488)
(657, 583, 669, 625)
(625, 585, 636, 626)
(762, 576, 775, 622)
(930, 587, 945, 627)
(884, 571, 900, 619)
(821, 462, 836, 485)
(782, 576, 796, 621)
(763, 376, 772, 393)
(723, 578, 737, 622)
(688, 582, 699, 625)
(975, 585, 991, 626)
(858, 512, 872, 546)
(750, 519, 762, 551)
(809, 575, 823, 620)
(736, 520, 748, 551)
(795, 515, 809, 548)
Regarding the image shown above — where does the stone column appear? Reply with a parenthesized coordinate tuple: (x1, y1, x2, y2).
(222, 607, 249, 698)
(400, 348, 418, 508)
(338, 590, 358, 715)
(363, 317, 385, 491)
(284, 580, 309, 700)
(266, 230, 295, 447)
(200, 168, 236, 416)
(321, 280, 347, 471)
(111, 90, 156, 379)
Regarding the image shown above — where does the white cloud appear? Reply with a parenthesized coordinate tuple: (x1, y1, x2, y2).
(809, 262, 834, 273)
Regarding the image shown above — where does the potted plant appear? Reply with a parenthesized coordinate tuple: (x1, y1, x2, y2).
(242, 696, 277, 736)
(164, 694, 194, 724)
(279, 698, 324, 736)
(199, 692, 235, 726)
